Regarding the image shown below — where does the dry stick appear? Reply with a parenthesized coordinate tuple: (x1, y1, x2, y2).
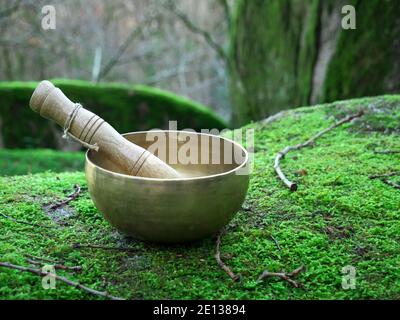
(274, 111, 365, 191)
(373, 150, 400, 155)
(269, 235, 281, 251)
(258, 265, 305, 288)
(25, 254, 63, 264)
(0, 212, 54, 229)
(215, 230, 240, 282)
(369, 172, 400, 190)
(382, 179, 400, 190)
(261, 110, 288, 127)
(50, 184, 81, 210)
(0, 261, 124, 300)
(165, 2, 228, 64)
(25, 258, 82, 273)
(368, 171, 400, 179)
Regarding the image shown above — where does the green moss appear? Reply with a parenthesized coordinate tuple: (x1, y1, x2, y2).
(0, 149, 84, 176)
(0, 80, 228, 149)
(1, 95, 399, 299)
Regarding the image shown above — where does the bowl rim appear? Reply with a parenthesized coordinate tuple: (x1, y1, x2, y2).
(85, 130, 249, 182)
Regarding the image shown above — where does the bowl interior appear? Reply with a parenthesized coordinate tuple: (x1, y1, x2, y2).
(87, 130, 247, 178)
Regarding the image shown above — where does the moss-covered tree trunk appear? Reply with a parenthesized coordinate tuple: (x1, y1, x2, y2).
(230, 0, 400, 126)
(322, 0, 400, 102)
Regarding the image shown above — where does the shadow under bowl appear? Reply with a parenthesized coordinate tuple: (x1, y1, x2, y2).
(85, 130, 249, 243)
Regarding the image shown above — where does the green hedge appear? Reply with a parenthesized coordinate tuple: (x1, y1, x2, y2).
(0, 149, 84, 176)
(0, 80, 228, 149)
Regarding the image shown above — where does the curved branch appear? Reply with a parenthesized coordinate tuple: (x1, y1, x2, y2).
(0, 261, 124, 300)
(218, 0, 232, 29)
(215, 229, 239, 281)
(97, 27, 142, 81)
(274, 111, 364, 191)
(165, 2, 228, 64)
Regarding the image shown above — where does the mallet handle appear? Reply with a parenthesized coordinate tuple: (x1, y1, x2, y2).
(29, 81, 180, 179)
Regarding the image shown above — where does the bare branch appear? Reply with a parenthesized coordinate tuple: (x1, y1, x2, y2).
(382, 179, 400, 190)
(0, 0, 22, 20)
(258, 265, 305, 288)
(218, 0, 232, 29)
(97, 27, 142, 81)
(373, 150, 400, 155)
(270, 235, 281, 251)
(50, 184, 81, 210)
(0, 261, 125, 300)
(274, 111, 364, 191)
(164, 2, 228, 64)
(369, 171, 400, 179)
(369, 172, 400, 190)
(25, 258, 82, 273)
(0, 212, 54, 229)
(25, 254, 63, 264)
(215, 229, 240, 281)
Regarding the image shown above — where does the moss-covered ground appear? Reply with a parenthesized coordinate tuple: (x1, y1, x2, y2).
(0, 95, 399, 299)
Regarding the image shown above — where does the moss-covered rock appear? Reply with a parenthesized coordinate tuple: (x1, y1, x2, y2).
(230, 0, 400, 125)
(0, 80, 228, 149)
(1, 95, 399, 299)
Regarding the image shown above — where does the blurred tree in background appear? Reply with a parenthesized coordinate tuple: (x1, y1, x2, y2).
(230, 0, 400, 125)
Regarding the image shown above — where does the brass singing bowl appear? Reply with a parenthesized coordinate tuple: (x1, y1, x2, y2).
(85, 130, 249, 243)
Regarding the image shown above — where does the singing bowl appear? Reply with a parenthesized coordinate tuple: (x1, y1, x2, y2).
(85, 130, 249, 243)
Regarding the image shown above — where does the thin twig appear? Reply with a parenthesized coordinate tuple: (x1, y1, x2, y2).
(217, 0, 232, 29)
(25, 254, 63, 264)
(50, 184, 81, 210)
(0, 0, 21, 19)
(369, 172, 400, 190)
(270, 235, 281, 251)
(382, 179, 400, 190)
(164, 1, 228, 63)
(72, 243, 140, 253)
(261, 110, 288, 127)
(0, 261, 124, 300)
(25, 258, 82, 273)
(215, 229, 239, 281)
(373, 150, 400, 155)
(258, 265, 305, 288)
(97, 27, 142, 81)
(0, 212, 54, 229)
(368, 171, 400, 179)
(274, 111, 364, 191)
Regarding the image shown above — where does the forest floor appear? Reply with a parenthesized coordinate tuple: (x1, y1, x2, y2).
(1, 95, 399, 299)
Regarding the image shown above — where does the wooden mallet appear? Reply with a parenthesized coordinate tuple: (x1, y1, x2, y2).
(29, 80, 180, 179)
